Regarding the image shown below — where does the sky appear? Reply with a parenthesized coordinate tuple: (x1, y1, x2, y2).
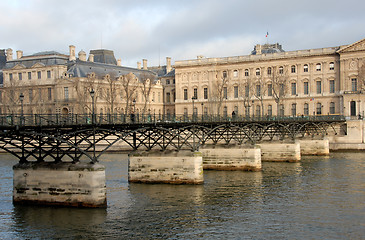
(1, 0, 365, 68)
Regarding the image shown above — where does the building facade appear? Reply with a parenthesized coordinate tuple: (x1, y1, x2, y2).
(0, 46, 164, 117)
(174, 38, 365, 118)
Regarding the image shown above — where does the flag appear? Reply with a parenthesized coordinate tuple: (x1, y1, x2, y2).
(310, 98, 314, 101)
(266, 32, 269, 38)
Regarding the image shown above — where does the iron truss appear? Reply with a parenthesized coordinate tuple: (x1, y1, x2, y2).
(0, 117, 346, 163)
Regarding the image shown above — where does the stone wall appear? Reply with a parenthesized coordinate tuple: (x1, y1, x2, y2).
(128, 151, 203, 184)
(299, 139, 330, 155)
(13, 162, 106, 208)
(257, 142, 301, 162)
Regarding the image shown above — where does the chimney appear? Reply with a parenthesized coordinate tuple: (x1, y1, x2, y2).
(255, 44, 262, 55)
(143, 59, 147, 70)
(117, 58, 122, 66)
(166, 57, 172, 73)
(78, 50, 86, 61)
(69, 45, 76, 61)
(137, 61, 141, 69)
(88, 54, 94, 62)
(6, 48, 13, 61)
(16, 50, 23, 59)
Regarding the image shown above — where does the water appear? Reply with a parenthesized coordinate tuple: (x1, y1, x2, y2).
(0, 152, 364, 239)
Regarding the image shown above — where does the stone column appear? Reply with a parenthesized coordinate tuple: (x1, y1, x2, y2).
(128, 151, 203, 184)
(13, 162, 106, 208)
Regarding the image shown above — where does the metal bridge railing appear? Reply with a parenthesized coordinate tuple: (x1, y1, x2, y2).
(0, 114, 346, 127)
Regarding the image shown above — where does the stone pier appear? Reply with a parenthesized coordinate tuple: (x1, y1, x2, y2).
(257, 141, 301, 162)
(200, 145, 261, 171)
(299, 139, 330, 155)
(128, 151, 203, 184)
(13, 162, 107, 208)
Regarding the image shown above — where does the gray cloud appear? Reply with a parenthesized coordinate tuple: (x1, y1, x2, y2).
(1, 0, 364, 67)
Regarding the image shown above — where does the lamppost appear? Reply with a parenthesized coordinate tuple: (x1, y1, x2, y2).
(201, 102, 204, 121)
(90, 89, 96, 163)
(19, 93, 24, 125)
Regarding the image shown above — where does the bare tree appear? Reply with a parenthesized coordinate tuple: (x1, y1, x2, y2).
(253, 73, 267, 117)
(271, 66, 289, 116)
(2, 79, 21, 114)
(139, 72, 155, 114)
(120, 73, 138, 114)
(103, 73, 119, 115)
(239, 77, 254, 117)
(212, 73, 229, 115)
(74, 73, 102, 114)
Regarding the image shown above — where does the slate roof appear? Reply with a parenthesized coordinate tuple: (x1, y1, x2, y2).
(149, 65, 175, 78)
(66, 59, 158, 81)
(89, 49, 117, 65)
(4, 54, 68, 69)
(0, 71, 3, 85)
(0, 49, 6, 69)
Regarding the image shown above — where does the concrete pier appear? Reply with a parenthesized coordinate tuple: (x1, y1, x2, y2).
(200, 145, 261, 171)
(13, 162, 107, 208)
(257, 142, 301, 162)
(128, 151, 203, 184)
(299, 139, 330, 155)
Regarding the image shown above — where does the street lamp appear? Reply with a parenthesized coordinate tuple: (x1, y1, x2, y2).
(201, 102, 204, 121)
(19, 93, 24, 125)
(89, 89, 96, 163)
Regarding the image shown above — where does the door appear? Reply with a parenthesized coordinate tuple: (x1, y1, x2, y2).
(350, 101, 356, 116)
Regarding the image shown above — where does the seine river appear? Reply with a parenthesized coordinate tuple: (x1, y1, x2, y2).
(0, 152, 364, 239)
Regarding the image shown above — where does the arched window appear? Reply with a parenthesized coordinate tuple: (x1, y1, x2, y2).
(291, 65, 296, 73)
(329, 62, 335, 70)
(244, 69, 249, 76)
(303, 64, 309, 72)
(256, 68, 260, 76)
(316, 63, 321, 71)
(233, 70, 238, 78)
(267, 67, 272, 75)
(279, 66, 284, 74)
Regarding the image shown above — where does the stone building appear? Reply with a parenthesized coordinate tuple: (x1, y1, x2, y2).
(174, 38, 365, 118)
(0, 45, 163, 116)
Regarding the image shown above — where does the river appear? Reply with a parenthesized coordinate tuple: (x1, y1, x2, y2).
(0, 152, 364, 239)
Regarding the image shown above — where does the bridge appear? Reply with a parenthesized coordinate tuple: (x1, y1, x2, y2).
(0, 113, 346, 163)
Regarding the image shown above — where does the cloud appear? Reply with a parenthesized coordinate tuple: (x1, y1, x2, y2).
(1, 0, 365, 67)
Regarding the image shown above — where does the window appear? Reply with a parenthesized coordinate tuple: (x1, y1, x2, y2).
(48, 88, 52, 100)
(279, 66, 284, 74)
(316, 63, 321, 71)
(64, 87, 69, 100)
(291, 103, 297, 116)
(193, 88, 197, 99)
(291, 82, 296, 95)
(245, 85, 249, 97)
(223, 87, 227, 99)
(28, 72, 32, 80)
(233, 70, 238, 78)
(329, 80, 335, 93)
(303, 64, 309, 72)
(158, 92, 161, 102)
(166, 79, 170, 85)
(9, 73, 13, 81)
(291, 65, 296, 73)
(267, 67, 272, 75)
(244, 69, 249, 76)
(223, 71, 227, 78)
(184, 108, 188, 116)
(329, 62, 334, 70)
(37, 71, 41, 79)
(47, 70, 51, 79)
(279, 104, 284, 116)
(351, 78, 357, 91)
(193, 107, 197, 116)
(204, 107, 208, 116)
(256, 105, 261, 117)
(29, 89, 33, 102)
(38, 88, 42, 101)
(173, 79, 175, 84)
(316, 103, 322, 115)
(223, 106, 228, 117)
(330, 102, 335, 114)
(316, 81, 321, 94)
(18, 73, 22, 80)
(268, 105, 272, 116)
(234, 86, 238, 98)
(304, 103, 309, 115)
(279, 84, 284, 96)
(0, 91, 2, 103)
(184, 89, 188, 100)
(268, 84, 272, 96)
(166, 92, 170, 103)
(304, 82, 309, 95)
(234, 106, 238, 115)
(256, 85, 261, 97)
(256, 68, 260, 76)
(203, 87, 208, 99)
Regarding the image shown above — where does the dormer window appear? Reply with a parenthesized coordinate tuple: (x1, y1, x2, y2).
(279, 66, 284, 74)
(267, 67, 272, 75)
(256, 68, 260, 76)
(244, 69, 249, 76)
(329, 62, 334, 70)
(291, 65, 296, 73)
(316, 63, 321, 71)
(304, 64, 309, 72)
